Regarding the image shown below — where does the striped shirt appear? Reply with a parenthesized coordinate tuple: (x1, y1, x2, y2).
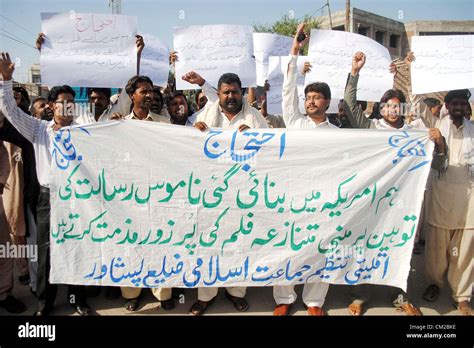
(0, 79, 55, 187)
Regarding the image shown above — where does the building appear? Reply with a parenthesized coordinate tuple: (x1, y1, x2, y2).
(28, 64, 41, 84)
(316, 7, 474, 59)
(316, 7, 473, 112)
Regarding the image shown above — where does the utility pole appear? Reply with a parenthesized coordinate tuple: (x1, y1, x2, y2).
(326, 0, 333, 29)
(108, 0, 121, 14)
(345, 0, 350, 32)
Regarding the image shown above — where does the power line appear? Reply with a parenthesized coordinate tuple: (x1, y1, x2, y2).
(0, 33, 36, 49)
(0, 33, 37, 49)
(0, 28, 33, 47)
(0, 14, 37, 36)
(296, 3, 329, 21)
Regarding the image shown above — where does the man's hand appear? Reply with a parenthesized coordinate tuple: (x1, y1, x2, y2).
(429, 128, 445, 153)
(263, 80, 270, 92)
(351, 51, 366, 76)
(404, 51, 415, 66)
(0, 52, 15, 81)
(169, 51, 178, 66)
(136, 35, 145, 56)
(238, 124, 250, 132)
(389, 62, 397, 75)
(36, 32, 45, 51)
(110, 112, 124, 120)
(290, 23, 308, 56)
(182, 71, 205, 86)
(0, 183, 4, 195)
(302, 61, 312, 75)
(194, 121, 208, 132)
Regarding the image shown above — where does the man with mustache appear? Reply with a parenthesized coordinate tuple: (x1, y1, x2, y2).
(423, 89, 473, 316)
(119, 74, 171, 312)
(124, 76, 169, 123)
(189, 72, 267, 316)
(193, 73, 268, 131)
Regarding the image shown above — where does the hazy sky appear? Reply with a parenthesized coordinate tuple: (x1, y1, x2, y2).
(1, 0, 473, 82)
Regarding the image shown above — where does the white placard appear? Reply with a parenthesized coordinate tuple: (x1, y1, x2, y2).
(411, 35, 474, 94)
(253, 33, 293, 86)
(40, 12, 137, 88)
(305, 29, 393, 101)
(173, 25, 256, 90)
(140, 34, 170, 87)
(267, 56, 306, 115)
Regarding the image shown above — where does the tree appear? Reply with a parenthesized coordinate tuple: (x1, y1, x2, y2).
(253, 14, 321, 54)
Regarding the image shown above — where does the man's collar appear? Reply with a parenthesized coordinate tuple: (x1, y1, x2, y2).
(131, 109, 151, 120)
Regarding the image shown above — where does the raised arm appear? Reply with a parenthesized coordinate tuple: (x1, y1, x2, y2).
(343, 51, 373, 129)
(282, 23, 308, 127)
(0, 52, 43, 143)
(181, 71, 218, 104)
(136, 34, 145, 75)
(35, 32, 45, 52)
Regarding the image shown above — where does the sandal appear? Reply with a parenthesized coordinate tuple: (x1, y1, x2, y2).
(400, 303, 422, 316)
(124, 297, 140, 312)
(348, 302, 363, 316)
(225, 291, 249, 312)
(189, 298, 214, 316)
(422, 284, 440, 302)
(457, 301, 472, 316)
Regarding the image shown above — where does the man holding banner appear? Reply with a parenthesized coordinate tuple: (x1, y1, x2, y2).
(343, 50, 447, 316)
(116, 74, 172, 311)
(190, 72, 268, 315)
(273, 23, 336, 316)
(0, 52, 91, 316)
(423, 89, 473, 316)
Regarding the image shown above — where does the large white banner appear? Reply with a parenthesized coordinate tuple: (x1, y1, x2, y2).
(305, 29, 393, 101)
(50, 122, 433, 291)
(140, 34, 170, 88)
(173, 25, 256, 90)
(411, 35, 474, 95)
(253, 33, 293, 86)
(40, 12, 138, 88)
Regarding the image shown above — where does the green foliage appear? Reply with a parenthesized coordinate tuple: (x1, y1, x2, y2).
(253, 14, 321, 54)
